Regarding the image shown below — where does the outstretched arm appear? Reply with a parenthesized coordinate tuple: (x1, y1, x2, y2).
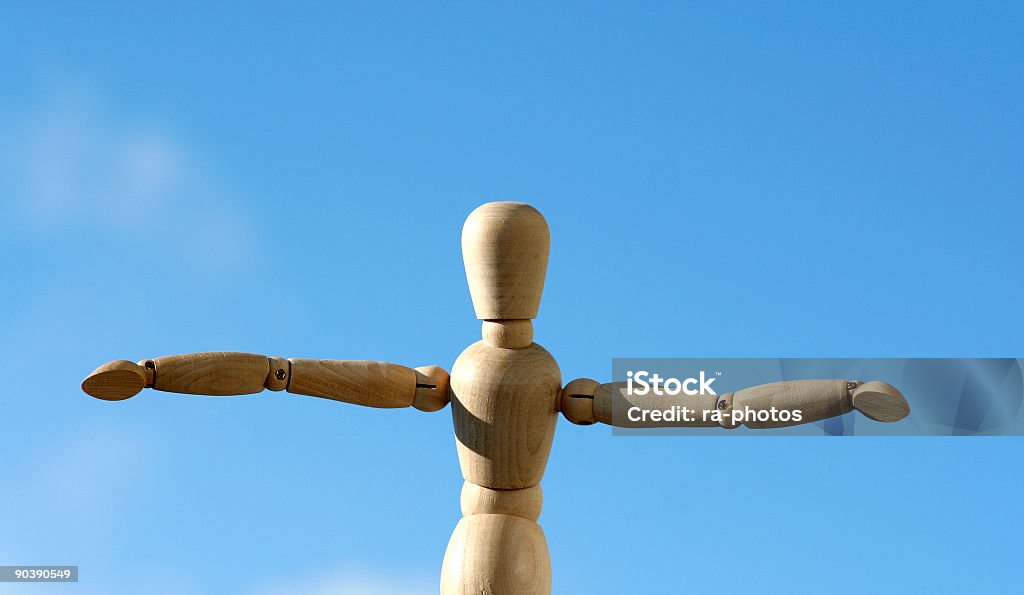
(559, 378, 908, 429)
(82, 352, 450, 412)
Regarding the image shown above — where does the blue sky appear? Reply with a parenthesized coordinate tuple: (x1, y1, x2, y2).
(1, 2, 1021, 593)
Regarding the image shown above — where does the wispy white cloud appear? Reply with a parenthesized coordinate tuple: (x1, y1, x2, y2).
(0, 80, 256, 270)
(14, 87, 176, 223)
(251, 567, 436, 595)
(0, 424, 151, 557)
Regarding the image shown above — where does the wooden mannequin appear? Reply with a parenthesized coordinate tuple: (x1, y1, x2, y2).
(82, 202, 910, 594)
